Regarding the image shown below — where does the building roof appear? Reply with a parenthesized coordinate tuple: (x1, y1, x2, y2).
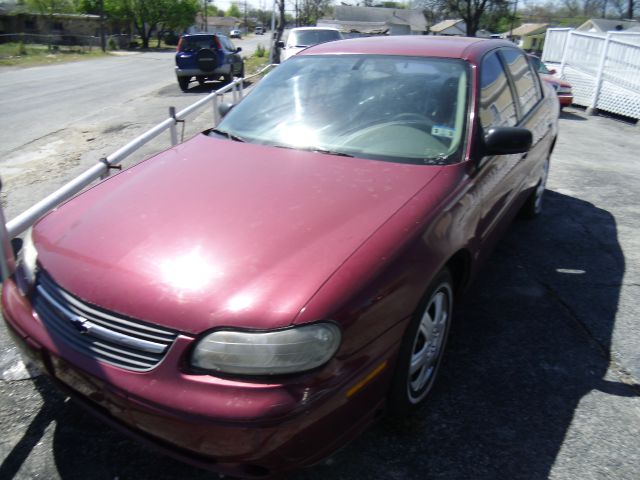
(317, 19, 389, 35)
(509, 23, 549, 37)
(430, 19, 465, 34)
(577, 18, 639, 33)
(195, 15, 240, 28)
(333, 6, 426, 32)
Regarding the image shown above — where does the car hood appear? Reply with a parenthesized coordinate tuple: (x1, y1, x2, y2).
(34, 134, 441, 334)
(282, 46, 305, 61)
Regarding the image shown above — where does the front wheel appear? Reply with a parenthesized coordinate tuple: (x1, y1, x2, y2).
(521, 156, 550, 219)
(177, 76, 190, 92)
(388, 268, 454, 414)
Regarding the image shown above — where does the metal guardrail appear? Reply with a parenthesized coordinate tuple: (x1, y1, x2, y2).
(0, 63, 277, 281)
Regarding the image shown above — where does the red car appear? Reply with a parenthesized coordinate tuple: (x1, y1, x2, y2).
(529, 54, 573, 108)
(3, 37, 558, 478)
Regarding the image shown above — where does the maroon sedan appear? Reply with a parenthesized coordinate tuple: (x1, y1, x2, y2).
(3, 37, 558, 477)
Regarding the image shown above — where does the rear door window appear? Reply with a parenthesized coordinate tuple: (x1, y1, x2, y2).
(501, 49, 542, 117)
(479, 51, 517, 129)
(180, 36, 216, 51)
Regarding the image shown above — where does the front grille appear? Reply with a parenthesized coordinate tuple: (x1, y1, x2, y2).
(32, 270, 179, 372)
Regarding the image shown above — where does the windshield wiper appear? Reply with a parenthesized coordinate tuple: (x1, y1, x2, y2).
(306, 147, 354, 158)
(270, 144, 354, 157)
(210, 128, 246, 142)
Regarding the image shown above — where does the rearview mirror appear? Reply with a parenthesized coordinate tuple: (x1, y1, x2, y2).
(483, 127, 532, 156)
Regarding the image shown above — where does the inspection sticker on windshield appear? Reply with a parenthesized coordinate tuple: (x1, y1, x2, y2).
(432, 126, 455, 139)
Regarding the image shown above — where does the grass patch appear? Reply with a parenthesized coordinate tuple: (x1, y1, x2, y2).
(0, 42, 108, 67)
(244, 46, 271, 76)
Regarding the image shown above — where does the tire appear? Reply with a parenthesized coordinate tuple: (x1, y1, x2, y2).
(388, 268, 454, 414)
(195, 48, 218, 72)
(521, 156, 550, 219)
(177, 76, 190, 92)
(238, 62, 245, 79)
(224, 70, 234, 84)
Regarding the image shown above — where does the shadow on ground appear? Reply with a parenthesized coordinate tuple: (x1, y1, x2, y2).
(1, 190, 634, 479)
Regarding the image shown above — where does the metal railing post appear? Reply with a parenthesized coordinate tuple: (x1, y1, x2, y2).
(0, 179, 16, 281)
(169, 106, 178, 146)
(232, 80, 239, 103)
(239, 77, 244, 99)
(213, 94, 219, 126)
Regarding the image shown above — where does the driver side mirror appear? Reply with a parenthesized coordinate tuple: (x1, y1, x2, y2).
(277, 41, 285, 48)
(236, 47, 242, 53)
(483, 127, 532, 156)
(548, 68, 557, 75)
(218, 102, 235, 119)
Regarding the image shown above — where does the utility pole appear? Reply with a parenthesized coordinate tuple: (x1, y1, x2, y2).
(203, 0, 208, 32)
(509, 0, 518, 43)
(269, 0, 276, 63)
(244, 0, 248, 32)
(98, 0, 106, 52)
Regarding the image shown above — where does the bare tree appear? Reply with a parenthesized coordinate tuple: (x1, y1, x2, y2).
(446, 0, 510, 37)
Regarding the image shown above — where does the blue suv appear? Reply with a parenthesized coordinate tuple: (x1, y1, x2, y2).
(175, 33, 244, 91)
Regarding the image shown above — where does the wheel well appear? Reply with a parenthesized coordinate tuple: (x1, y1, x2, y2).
(445, 249, 472, 298)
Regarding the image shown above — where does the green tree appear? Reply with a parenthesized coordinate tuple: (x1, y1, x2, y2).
(156, 0, 199, 46)
(24, 0, 78, 15)
(298, 0, 331, 26)
(226, 2, 241, 17)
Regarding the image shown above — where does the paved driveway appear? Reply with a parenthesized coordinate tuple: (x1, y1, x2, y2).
(0, 97, 638, 478)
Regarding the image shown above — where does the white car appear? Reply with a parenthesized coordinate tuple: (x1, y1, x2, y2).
(278, 27, 342, 62)
(230, 29, 241, 39)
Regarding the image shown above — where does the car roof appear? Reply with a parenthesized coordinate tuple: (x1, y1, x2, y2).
(290, 27, 340, 32)
(183, 33, 219, 37)
(300, 35, 516, 63)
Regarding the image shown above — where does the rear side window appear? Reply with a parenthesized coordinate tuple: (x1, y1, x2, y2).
(220, 36, 235, 51)
(501, 49, 542, 116)
(288, 30, 341, 47)
(479, 52, 517, 129)
(180, 36, 216, 51)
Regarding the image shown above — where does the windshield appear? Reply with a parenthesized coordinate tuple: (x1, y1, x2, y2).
(288, 30, 342, 47)
(215, 55, 469, 165)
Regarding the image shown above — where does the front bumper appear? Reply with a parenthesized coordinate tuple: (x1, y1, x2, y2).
(2, 279, 395, 477)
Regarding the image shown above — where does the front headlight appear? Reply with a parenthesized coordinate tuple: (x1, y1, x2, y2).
(190, 322, 342, 375)
(14, 228, 38, 295)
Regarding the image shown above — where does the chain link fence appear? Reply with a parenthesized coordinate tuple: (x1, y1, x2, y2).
(0, 33, 133, 51)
